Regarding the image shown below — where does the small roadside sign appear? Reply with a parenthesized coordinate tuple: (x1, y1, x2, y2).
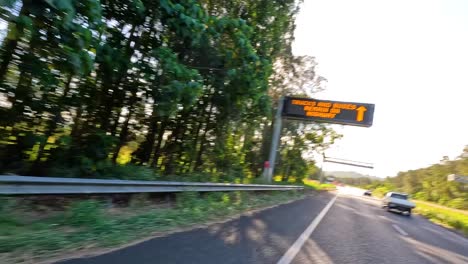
(448, 174, 468, 183)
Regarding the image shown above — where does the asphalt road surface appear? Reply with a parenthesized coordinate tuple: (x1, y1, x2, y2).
(56, 187, 468, 264)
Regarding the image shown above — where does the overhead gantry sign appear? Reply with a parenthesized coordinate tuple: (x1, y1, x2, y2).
(282, 97, 375, 127)
(265, 96, 376, 182)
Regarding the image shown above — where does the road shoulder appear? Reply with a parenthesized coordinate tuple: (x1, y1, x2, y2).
(36, 191, 326, 264)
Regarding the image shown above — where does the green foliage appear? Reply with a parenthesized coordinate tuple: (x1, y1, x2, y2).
(64, 200, 104, 227)
(0, 0, 337, 181)
(446, 198, 468, 210)
(0, 190, 305, 258)
(93, 163, 158, 180)
(415, 202, 468, 236)
(0, 0, 17, 8)
(0, 197, 15, 213)
(275, 124, 342, 182)
(129, 193, 151, 208)
(0, 197, 20, 227)
(371, 186, 392, 198)
(302, 179, 336, 191)
(49, 160, 159, 180)
(176, 192, 201, 209)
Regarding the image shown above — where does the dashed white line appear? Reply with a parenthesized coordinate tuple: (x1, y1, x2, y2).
(392, 224, 409, 236)
(276, 195, 338, 264)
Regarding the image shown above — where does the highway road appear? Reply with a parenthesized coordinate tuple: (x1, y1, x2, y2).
(56, 187, 468, 264)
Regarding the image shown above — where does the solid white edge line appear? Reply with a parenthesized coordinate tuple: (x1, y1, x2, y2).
(392, 224, 408, 236)
(277, 194, 338, 264)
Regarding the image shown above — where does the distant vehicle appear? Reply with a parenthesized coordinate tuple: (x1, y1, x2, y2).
(381, 192, 415, 216)
(363, 190, 372, 196)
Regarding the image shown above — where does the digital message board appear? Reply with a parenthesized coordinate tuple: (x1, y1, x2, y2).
(282, 97, 375, 127)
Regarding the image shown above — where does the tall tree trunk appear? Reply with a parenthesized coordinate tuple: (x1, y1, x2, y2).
(10, 60, 33, 123)
(110, 109, 122, 137)
(35, 74, 73, 163)
(241, 123, 254, 156)
(112, 90, 138, 163)
(0, 3, 29, 82)
(99, 24, 139, 132)
(194, 101, 214, 171)
(0, 38, 18, 83)
(163, 117, 186, 175)
(71, 106, 83, 140)
(134, 106, 159, 164)
(187, 99, 212, 172)
(150, 119, 168, 168)
(187, 115, 204, 172)
(240, 122, 255, 175)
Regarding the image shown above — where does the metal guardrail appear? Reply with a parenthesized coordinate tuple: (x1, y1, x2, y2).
(0, 176, 303, 195)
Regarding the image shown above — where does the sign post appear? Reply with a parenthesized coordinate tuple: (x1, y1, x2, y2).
(319, 153, 326, 184)
(264, 96, 375, 183)
(265, 97, 284, 182)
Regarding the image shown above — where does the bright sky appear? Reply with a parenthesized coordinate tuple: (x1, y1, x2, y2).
(293, 0, 468, 177)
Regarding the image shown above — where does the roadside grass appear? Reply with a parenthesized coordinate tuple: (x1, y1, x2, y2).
(0, 190, 305, 263)
(414, 201, 468, 236)
(302, 179, 336, 191)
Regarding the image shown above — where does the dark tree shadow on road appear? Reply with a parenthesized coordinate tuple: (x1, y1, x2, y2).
(56, 193, 334, 264)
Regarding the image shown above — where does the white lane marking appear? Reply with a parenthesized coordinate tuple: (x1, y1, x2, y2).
(392, 224, 408, 236)
(276, 195, 338, 264)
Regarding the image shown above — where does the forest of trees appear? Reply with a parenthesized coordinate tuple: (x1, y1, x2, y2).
(0, 1, 339, 182)
(350, 147, 468, 210)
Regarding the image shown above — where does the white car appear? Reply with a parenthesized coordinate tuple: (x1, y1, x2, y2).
(382, 192, 415, 216)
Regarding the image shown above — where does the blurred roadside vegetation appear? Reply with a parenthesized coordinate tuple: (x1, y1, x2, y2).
(414, 201, 468, 237)
(302, 179, 336, 191)
(0, 0, 340, 183)
(0, 190, 305, 263)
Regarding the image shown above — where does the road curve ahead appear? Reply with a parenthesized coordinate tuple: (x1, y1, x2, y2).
(56, 188, 468, 264)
